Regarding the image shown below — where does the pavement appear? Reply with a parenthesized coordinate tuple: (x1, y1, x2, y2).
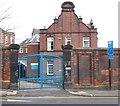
(0, 88, 119, 97)
(66, 89, 119, 97)
(0, 89, 18, 96)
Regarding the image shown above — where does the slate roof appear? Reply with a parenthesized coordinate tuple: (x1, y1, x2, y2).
(19, 28, 40, 46)
(32, 28, 40, 36)
(29, 34, 40, 43)
(19, 38, 30, 46)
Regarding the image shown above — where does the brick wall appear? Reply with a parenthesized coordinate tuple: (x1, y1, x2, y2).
(71, 48, 120, 88)
(27, 43, 39, 55)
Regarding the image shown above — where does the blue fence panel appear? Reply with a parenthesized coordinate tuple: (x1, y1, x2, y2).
(18, 54, 64, 90)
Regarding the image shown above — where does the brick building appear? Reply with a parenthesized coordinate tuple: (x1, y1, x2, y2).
(19, 1, 98, 57)
(40, 1, 98, 56)
(39, 2, 119, 88)
(18, 1, 119, 88)
(0, 28, 15, 47)
(19, 28, 40, 58)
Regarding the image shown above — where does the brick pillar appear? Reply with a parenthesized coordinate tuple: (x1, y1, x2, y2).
(118, 48, 120, 90)
(95, 50, 99, 86)
(71, 52, 78, 83)
(9, 44, 20, 90)
(62, 44, 73, 88)
(2, 47, 11, 89)
(0, 45, 2, 88)
(92, 50, 99, 86)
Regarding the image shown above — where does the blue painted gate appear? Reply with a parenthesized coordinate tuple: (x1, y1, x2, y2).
(18, 54, 64, 90)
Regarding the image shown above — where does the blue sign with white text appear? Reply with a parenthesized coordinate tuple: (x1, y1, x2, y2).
(31, 63, 38, 70)
(108, 41, 114, 59)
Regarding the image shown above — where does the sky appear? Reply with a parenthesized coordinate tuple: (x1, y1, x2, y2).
(0, 0, 119, 48)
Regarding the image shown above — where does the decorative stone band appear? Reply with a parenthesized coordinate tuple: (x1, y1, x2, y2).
(1, 80, 10, 82)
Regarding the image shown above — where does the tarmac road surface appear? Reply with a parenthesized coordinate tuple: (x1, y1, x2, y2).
(1, 96, 119, 104)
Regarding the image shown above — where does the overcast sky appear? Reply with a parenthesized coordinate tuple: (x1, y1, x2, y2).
(0, 0, 119, 48)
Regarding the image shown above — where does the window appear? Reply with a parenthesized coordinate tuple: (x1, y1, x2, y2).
(10, 36, 13, 44)
(47, 60, 54, 75)
(0, 36, 3, 44)
(19, 48, 23, 53)
(26, 48, 28, 53)
(83, 37, 90, 47)
(65, 36, 71, 45)
(47, 37, 54, 51)
(5, 36, 8, 44)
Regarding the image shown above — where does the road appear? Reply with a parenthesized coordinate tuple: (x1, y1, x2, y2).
(1, 96, 119, 104)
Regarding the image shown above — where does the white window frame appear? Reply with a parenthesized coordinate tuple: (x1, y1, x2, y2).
(47, 60, 54, 75)
(26, 48, 28, 53)
(83, 37, 90, 47)
(19, 48, 23, 53)
(47, 37, 54, 51)
(65, 36, 71, 45)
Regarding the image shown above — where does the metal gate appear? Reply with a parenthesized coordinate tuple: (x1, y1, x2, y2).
(18, 54, 64, 90)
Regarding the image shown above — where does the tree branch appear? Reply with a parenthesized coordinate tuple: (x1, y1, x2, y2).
(0, 7, 11, 22)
